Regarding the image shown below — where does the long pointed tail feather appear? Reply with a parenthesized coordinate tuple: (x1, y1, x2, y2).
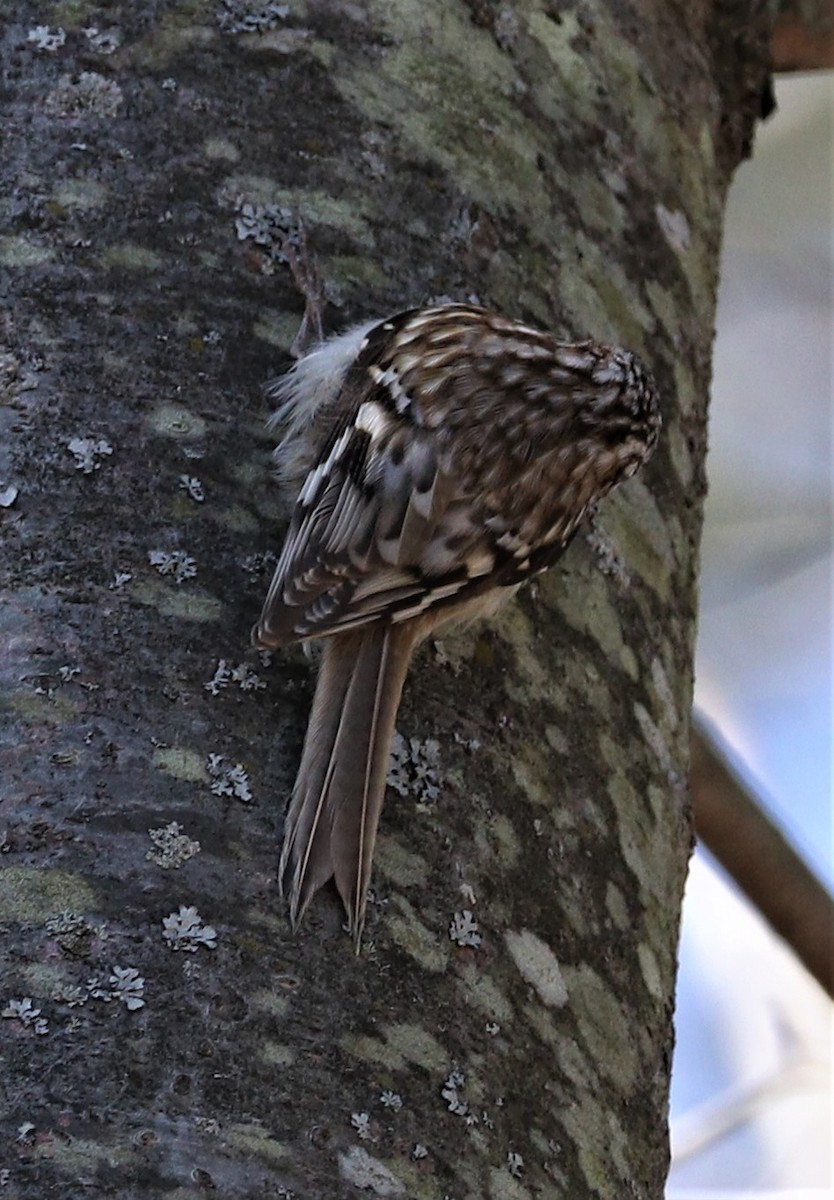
(279, 622, 419, 947)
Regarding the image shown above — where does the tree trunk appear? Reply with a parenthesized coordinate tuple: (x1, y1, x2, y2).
(0, 3, 770, 1197)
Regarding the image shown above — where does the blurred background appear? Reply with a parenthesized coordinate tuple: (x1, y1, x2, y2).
(667, 72, 833, 1194)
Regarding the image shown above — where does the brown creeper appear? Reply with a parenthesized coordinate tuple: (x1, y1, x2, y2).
(254, 304, 660, 945)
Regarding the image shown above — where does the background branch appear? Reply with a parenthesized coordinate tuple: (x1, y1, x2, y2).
(691, 717, 834, 999)
(773, 1, 834, 69)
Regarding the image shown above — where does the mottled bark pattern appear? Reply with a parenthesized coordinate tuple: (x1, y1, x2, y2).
(0, 2, 770, 1198)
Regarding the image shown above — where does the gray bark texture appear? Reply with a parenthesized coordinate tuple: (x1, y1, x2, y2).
(0, 2, 771, 1198)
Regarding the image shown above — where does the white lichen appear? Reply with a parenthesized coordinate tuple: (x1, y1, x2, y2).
(230, 662, 265, 691)
(82, 26, 121, 54)
(109, 571, 132, 590)
(179, 474, 205, 502)
(387, 733, 442, 804)
(441, 1069, 476, 1122)
(507, 1150, 524, 1177)
(162, 905, 217, 952)
(204, 660, 265, 695)
(109, 966, 146, 1010)
(44, 911, 103, 957)
(218, 1, 290, 34)
(207, 754, 253, 802)
(147, 821, 200, 869)
(204, 660, 232, 695)
(234, 200, 295, 250)
(350, 1111, 374, 1141)
(67, 436, 113, 473)
(85, 977, 113, 1003)
(148, 549, 197, 583)
(27, 25, 66, 51)
(241, 550, 277, 580)
(16, 1124, 36, 1146)
(45, 73, 123, 119)
(2, 998, 48, 1035)
(194, 1117, 221, 1135)
(379, 1090, 403, 1111)
(230, 198, 318, 287)
(449, 910, 482, 948)
(52, 983, 85, 1008)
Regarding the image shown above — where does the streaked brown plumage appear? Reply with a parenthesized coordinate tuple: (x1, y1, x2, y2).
(253, 304, 661, 946)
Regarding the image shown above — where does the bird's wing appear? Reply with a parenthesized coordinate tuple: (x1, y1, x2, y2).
(254, 304, 657, 647)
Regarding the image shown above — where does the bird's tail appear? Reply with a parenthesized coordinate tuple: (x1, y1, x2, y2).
(279, 622, 419, 948)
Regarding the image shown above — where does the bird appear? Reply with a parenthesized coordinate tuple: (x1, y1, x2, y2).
(252, 303, 661, 947)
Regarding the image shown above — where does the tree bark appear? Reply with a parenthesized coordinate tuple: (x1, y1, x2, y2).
(0, 3, 771, 1197)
